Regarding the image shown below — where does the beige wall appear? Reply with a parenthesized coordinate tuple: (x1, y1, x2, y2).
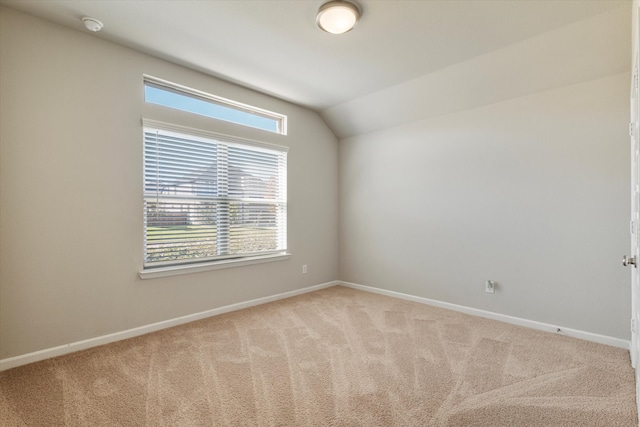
(634, 2, 639, 65)
(0, 7, 338, 359)
(339, 73, 631, 339)
(0, 4, 633, 360)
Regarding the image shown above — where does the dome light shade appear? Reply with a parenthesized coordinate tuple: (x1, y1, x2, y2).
(317, 1, 360, 35)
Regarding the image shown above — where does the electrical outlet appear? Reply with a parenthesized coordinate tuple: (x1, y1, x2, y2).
(302, 264, 308, 274)
(485, 280, 495, 294)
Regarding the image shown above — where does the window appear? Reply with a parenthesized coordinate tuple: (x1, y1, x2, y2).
(142, 121, 288, 270)
(144, 77, 286, 134)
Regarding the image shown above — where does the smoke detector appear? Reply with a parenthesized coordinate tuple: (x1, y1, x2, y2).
(82, 17, 103, 32)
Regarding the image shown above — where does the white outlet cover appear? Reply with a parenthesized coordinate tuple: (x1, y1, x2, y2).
(485, 281, 495, 294)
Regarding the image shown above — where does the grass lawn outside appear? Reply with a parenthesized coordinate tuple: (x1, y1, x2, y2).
(146, 225, 278, 263)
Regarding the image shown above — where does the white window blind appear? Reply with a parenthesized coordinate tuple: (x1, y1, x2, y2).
(143, 122, 287, 268)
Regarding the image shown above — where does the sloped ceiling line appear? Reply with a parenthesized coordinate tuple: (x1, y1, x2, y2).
(0, 1, 630, 139)
(321, 5, 631, 140)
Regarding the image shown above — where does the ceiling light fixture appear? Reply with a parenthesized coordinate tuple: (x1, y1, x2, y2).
(82, 17, 103, 32)
(316, 1, 360, 35)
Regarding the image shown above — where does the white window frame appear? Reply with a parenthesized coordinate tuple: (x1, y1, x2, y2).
(144, 76, 287, 135)
(139, 117, 289, 279)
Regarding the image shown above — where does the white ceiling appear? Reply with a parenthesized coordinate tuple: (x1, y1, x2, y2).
(0, 0, 631, 137)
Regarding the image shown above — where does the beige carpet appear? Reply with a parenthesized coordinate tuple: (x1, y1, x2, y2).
(0, 285, 636, 426)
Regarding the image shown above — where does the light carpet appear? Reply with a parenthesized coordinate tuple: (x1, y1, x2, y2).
(0, 285, 636, 426)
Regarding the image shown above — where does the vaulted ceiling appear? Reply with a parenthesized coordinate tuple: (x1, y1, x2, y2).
(0, 0, 631, 138)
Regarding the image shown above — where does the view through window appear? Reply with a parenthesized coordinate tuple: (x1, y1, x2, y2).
(144, 78, 286, 134)
(142, 78, 288, 270)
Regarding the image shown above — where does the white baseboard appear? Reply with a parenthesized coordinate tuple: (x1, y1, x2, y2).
(2, 279, 629, 372)
(0, 281, 339, 372)
(339, 281, 630, 350)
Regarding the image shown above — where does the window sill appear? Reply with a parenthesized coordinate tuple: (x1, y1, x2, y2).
(138, 253, 291, 280)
